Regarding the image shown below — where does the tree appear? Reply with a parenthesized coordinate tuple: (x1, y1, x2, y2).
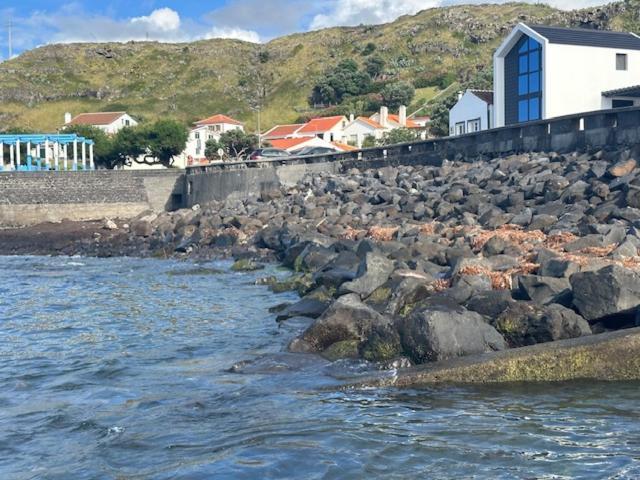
(142, 120, 188, 167)
(377, 128, 419, 146)
(381, 81, 415, 110)
(112, 126, 146, 167)
(362, 42, 376, 56)
(309, 60, 372, 106)
(365, 55, 385, 79)
(206, 129, 259, 160)
(62, 124, 120, 169)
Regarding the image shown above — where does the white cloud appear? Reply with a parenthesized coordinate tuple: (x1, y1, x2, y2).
(310, 0, 613, 29)
(131, 8, 181, 32)
(206, 27, 261, 43)
(310, 0, 435, 29)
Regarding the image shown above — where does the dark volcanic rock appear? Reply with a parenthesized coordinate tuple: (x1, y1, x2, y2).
(571, 265, 640, 321)
(493, 303, 591, 347)
(398, 304, 507, 364)
(339, 251, 395, 298)
(293, 294, 392, 353)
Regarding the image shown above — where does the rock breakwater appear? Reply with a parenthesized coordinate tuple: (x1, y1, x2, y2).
(4, 146, 640, 380)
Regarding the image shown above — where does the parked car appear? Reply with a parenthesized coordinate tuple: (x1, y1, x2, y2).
(248, 148, 291, 161)
(291, 146, 340, 156)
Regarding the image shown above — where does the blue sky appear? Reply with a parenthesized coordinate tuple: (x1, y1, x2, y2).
(0, 0, 609, 58)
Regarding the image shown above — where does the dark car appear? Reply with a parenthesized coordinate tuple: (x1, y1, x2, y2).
(248, 148, 291, 160)
(291, 146, 340, 156)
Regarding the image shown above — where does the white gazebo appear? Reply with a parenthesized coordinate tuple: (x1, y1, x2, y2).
(0, 133, 95, 171)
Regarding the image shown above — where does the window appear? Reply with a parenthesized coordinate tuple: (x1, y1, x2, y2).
(467, 118, 481, 133)
(613, 99, 634, 108)
(616, 53, 628, 71)
(455, 122, 465, 135)
(516, 36, 543, 123)
(195, 132, 200, 139)
(124, 119, 130, 126)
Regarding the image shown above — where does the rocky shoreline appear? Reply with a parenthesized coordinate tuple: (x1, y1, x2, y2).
(4, 146, 640, 382)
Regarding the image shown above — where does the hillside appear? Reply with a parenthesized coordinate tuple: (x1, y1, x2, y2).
(1, 0, 639, 132)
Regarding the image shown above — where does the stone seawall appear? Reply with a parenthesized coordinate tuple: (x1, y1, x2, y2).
(0, 170, 185, 226)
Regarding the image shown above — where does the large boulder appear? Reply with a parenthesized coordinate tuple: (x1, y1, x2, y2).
(514, 275, 572, 305)
(398, 305, 507, 364)
(571, 265, 640, 321)
(339, 251, 395, 298)
(290, 294, 392, 353)
(493, 303, 591, 347)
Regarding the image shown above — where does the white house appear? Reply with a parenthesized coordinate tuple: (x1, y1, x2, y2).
(65, 111, 138, 134)
(449, 90, 494, 136)
(340, 116, 386, 148)
(295, 115, 348, 142)
(493, 23, 640, 128)
(182, 114, 244, 166)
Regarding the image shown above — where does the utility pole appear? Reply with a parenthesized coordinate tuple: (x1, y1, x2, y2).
(7, 19, 13, 60)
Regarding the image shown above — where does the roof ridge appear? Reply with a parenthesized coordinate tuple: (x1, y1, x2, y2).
(527, 23, 635, 36)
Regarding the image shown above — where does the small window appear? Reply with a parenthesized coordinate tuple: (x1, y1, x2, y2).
(467, 118, 481, 133)
(617, 53, 628, 71)
(195, 132, 200, 139)
(612, 99, 634, 108)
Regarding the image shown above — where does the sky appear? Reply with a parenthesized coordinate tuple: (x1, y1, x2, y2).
(0, 0, 610, 58)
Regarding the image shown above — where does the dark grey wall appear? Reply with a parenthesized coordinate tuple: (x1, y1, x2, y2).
(504, 33, 522, 125)
(0, 170, 184, 226)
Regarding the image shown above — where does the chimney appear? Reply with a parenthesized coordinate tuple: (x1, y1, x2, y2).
(349, 113, 355, 122)
(458, 91, 464, 101)
(380, 106, 389, 127)
(399, 105, 407, 127)
(64, 112, 72, 124)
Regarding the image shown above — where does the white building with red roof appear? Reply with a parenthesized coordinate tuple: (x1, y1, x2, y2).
(183, 114, 244, 166)
(262, 124, 306, 141)
(64, 111, 138, 135)
(296, 115, 348, 142)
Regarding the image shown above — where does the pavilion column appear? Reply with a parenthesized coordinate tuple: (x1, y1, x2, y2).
(27, 141, 32, 169)
(53, 142, 59, 171)
(73, 140, 78, 171)
(44, 140, 49, 170)
(36, 144, 41, 169)
(0, 142, 3, 170)
(9, 144, 14, 170)
(63, 144, 68, 171)
(16, 140, 20, 169)
(89, 144, 94, 170)
(82, 142, 86, 170)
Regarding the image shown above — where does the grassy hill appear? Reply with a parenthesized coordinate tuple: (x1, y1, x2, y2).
(1, 1, 639, 132)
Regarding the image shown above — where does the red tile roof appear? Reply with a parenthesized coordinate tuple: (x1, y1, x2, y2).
(68, 112, 128, 126)
(332, 141, 359, 151)
(355, 117, 384, 129)
(270, 137, 314, 150)
(387, 114, 421, 129)
(195, 114, 243, 126)
(297, 116, 345, 134)
(262, 124, 305, 139)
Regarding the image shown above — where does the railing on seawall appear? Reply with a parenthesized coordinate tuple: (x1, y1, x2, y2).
(185, 105, 640, 175)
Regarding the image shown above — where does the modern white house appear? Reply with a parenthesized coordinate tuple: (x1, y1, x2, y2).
(449, 90, 493, 136)
(181, 114, 244, 166)
(64, 112, 138, 134)
(493, 23, 640, 128)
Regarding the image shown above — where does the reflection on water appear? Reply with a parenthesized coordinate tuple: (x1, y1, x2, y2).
(1, 256, 639, 479)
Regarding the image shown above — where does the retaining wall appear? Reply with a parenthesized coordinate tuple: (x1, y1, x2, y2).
(0, 170, 184, 226)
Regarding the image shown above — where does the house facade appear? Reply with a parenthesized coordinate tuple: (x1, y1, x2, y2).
(493, 23, 640, 128)
(64, 111, 138, 134)
(340, 116, 386, 148)
(449, 90, 494, 136)
(182, 114, 244, 166)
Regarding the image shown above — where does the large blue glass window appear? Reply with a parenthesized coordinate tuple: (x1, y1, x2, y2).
(516, 36, 542, 123)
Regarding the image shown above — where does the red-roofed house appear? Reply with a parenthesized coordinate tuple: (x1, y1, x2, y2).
(64, 111, 138, 135)
(340, 116, 387, 148)
(183, 114, 244, 166)
(270, 136, 349, 153)
(296, 115, 348, 142)
(262, 124, 306, 141)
